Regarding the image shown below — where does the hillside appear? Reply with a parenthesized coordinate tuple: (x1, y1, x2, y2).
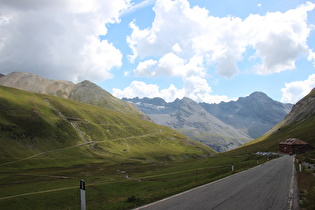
(124, 97, 251, 152)
(0, 72, 148, 120)
(0, 85, 214, 168)
(231, 88, 315, 154)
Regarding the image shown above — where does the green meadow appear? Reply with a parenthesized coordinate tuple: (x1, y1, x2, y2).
(0, 152, 271, 210)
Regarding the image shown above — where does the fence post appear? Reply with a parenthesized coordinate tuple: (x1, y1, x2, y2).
(80, 180, 86, 210)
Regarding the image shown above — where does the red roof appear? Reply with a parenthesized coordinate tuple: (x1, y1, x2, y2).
(279, 138, 309, 145)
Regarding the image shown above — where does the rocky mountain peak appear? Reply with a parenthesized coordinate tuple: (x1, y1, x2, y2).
(249, 91, 268, 98)
(238, 91, 274, 105)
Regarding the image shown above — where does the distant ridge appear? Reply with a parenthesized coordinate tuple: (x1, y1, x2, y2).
(0, 71, 75, 98)
(124, 97, 251, 152)
(0, 72, 150, 120)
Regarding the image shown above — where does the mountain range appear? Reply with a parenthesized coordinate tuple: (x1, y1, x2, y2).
(123, 93, 293, 152)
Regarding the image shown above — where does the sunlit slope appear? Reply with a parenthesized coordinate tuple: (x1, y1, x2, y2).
(228, 88, 315, 155)
(0, 86, 214, 168)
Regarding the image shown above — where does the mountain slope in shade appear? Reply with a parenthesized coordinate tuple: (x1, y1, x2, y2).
(124, 97, 251, 152)
(0, 72, 149, 120)
(200, 92, 292, 138)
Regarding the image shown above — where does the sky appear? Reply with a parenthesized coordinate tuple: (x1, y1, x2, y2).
(0, 0, 314, 104)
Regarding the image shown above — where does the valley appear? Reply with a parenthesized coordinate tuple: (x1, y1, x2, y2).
(0, 73, 314, 209)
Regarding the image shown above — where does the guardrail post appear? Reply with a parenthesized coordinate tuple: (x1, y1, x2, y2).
(80, 180, 86, 210)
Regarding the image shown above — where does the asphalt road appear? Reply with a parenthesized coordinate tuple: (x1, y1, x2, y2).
(137, 155, 298, 210)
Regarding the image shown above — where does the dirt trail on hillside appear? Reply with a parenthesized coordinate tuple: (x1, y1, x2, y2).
(0, 131, 158, 167)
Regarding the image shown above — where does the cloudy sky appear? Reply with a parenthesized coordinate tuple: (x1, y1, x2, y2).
(0, 0, 314, 104)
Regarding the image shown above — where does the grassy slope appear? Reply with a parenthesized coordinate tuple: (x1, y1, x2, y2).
(0, 85, 214, 167)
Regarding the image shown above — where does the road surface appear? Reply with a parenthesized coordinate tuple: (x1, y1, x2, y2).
(137, 155, 298, 210)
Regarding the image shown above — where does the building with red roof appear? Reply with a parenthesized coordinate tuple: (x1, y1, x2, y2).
(279, 138, 314, 154)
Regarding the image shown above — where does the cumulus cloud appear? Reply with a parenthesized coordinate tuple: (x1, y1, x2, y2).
(248, 3, 313, 74)
(127, 0, 315, 78)
(112, 76, 231, 103)
(112, 81, 161, 99)
(134, 53, 204, 77)
(0, 0, 128, 82)
(281, 74, 315, 103)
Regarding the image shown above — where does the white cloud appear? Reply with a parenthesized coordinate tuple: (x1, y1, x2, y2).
(112, 81, 161, 99)
(247, 3, 313, 74)
(281, 74, 315, 103)
(112, 76, 232, 103)
(127, 0, 315, 78)
(121, 0, 156, 16)
(134, 53, 204, 77)
(0, 0, 128, 82)
(134, 59, 158, 76)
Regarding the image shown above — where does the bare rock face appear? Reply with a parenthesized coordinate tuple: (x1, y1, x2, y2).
(124, 97, 252, 152)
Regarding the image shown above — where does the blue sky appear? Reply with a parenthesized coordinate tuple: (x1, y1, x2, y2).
(0, 0, 314, 103)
